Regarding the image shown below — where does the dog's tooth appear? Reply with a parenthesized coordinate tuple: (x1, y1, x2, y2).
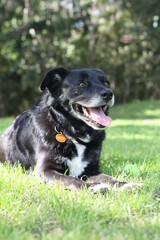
(82, 107, 88, 116)
(84, 109, 87, 115)
(85, 110, 89, 117)
(82, 107, 85, 113)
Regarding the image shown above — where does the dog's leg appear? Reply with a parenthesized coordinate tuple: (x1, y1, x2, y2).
(87, 173, 126, 187)
(40, 170, 108, 193)
(43, 170, 89, 191)
(87, 173, 142, 191)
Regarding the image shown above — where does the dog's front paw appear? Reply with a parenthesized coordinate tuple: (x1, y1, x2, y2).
(114, 182, 143, 192)
(89, 183, 108, 194)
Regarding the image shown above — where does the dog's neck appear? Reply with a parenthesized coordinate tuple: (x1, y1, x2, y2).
(36, 93, 105, 144)
(48, 103, 105, 144)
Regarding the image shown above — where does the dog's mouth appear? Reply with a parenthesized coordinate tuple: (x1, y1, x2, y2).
(72, 103, 112, 129)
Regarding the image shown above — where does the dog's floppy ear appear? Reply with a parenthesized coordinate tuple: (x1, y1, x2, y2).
(40, 67, 69, 92)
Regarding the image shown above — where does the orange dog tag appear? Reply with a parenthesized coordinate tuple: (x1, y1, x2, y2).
(56, 133, 67, 143)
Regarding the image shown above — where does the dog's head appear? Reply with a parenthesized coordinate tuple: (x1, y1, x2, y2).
(40, 67, 114, 130)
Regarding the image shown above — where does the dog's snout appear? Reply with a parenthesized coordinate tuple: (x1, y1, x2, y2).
(108, 91, 113, 100)
(101, 89, 113, 101)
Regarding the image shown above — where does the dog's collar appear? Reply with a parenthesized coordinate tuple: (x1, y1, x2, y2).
(54, 125, 91, 145)
(49, 107, 67, 143)
(50, 107, 91, 144)
(77, 134, 91, 143)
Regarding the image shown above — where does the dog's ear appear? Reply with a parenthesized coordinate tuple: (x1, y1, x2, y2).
(40, 67, 69, 92)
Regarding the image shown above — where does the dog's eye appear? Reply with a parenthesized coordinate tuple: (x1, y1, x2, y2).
(79, 82, 85, 87)
(104, 81, 110, 87)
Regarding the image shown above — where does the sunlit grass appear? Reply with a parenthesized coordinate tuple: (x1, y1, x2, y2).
(0, 117, 14, 135)
(0, 100, 160, 240)
(110, 100, 160, 120)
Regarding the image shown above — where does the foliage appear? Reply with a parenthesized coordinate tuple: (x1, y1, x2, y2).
(0, 0, 160, 116)
(0, 100, 160, 239)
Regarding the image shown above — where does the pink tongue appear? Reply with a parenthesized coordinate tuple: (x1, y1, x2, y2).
(88, 107, 112, 127)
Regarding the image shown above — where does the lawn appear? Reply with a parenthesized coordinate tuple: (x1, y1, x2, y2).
(0, 100, 160, 240)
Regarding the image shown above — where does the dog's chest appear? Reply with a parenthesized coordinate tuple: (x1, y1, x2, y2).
(66, 140, 88, 177)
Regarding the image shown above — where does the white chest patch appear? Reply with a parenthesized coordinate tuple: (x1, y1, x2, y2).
(67, 140, 88, 177)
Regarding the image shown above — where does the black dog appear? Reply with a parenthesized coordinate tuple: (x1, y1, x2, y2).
(0, 67, 139, 192)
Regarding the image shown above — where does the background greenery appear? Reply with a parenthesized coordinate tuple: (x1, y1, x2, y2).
(0, 0, 160, 116)
(1, 2, 160, 238)
(0, 100, 160, 240)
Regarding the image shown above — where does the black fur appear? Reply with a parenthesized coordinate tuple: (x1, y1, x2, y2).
(0, 67, 135, 192)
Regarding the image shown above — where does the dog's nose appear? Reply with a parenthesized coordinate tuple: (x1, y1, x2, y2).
(101, 89, 113, 101)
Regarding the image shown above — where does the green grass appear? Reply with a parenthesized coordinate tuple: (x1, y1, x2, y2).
(0, 100, 160, 240)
